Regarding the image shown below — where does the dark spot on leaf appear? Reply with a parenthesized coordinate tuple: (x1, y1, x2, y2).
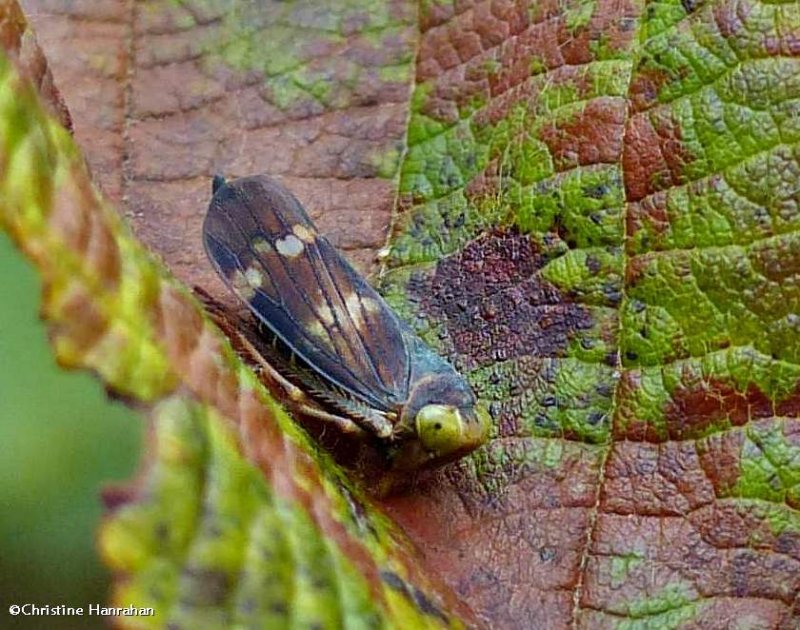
(604, 352, 618, 366)
(380, 570, 449, 623)
(539, 547, 557, 562)
(100, 485, 137, 511)
(587, 411, 605, 425)
(412, 230, 594, 367)
(585, 255, 602, 274)
(596, 383, 614, 397)
(412, 586, 449, 623)
(553, 214, 569, 242)
(583, 183, 610, 199)
(155, 522, 169, 542)
(380, 569, 407, 592)
(604, 285, 623, 306)
(181, 567, 230, 606)
(732, 552, 755, 597)
(581, 338, 595, 350)
(775, 532, 800, 555)
(534, 413, 559, 431)
(311, 573, 329, 590)
(339, 484, 379, 540)
(625, 351, 638, 361)
(542, 395, 557, 407)
(681, 0, 700, 13)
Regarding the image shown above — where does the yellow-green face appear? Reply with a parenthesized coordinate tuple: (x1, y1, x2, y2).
(412, 401, 491, 465)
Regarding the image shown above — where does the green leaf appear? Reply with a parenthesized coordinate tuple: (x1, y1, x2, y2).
(377, 0, 800, 626)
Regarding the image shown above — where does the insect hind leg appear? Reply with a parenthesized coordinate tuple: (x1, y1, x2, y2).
(293, 403, 367, 437)
(312, 388, 394, 439)
(234, 331, 307, 402)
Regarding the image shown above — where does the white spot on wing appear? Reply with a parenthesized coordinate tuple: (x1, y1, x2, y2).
(253, 237, 273, 254)
(231, 270, 256, 300)
(275, 233, 304, 258)
(244, 267, 263, 288)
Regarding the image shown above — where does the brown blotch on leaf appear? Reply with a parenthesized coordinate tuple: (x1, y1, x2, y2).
(49, 169, 121, 289)
(412, 230, 594, 368)
(100, 483, 139, 512)
(47, 282, 108, 362)
(665, 379, 774, 441)
(623, 109, 695, 202)
(538, 98, 626, 171)
(626, 190, 671, 250)
(628, 65, 672, 113)
(696, 425, 747, 497)
(624, 255, 651, 287)
(620, 377, 800, 444)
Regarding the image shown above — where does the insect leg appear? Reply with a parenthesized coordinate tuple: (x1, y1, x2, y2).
(305, 386, 394, 439)
(233, 331, 307, 402)
(293, 403, 367, 437)
(353, 411, 393, 439)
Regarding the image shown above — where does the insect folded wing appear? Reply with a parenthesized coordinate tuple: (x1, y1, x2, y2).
(203, 177, 411, 409)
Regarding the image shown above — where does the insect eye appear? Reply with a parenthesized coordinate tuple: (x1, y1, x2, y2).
(415, 404, 464, 456)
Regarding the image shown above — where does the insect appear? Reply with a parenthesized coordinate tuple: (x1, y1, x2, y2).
(202, 175, 490, 469)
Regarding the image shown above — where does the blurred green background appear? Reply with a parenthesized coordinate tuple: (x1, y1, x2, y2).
(0, 232, 142, 629)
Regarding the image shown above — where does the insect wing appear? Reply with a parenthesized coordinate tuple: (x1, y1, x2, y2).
(203, 176, 411, 412)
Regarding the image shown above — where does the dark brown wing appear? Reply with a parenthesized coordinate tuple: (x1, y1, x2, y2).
(203, 175, 411, 411)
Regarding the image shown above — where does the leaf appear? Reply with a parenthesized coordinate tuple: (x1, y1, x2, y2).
(13, 0, 800, 628)
(0, 2, 470, 628)
(380, 1, 800, 627)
